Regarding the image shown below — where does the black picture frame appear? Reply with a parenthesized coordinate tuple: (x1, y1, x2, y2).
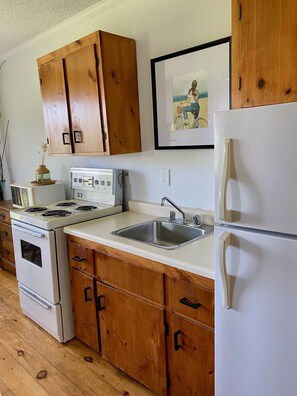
(151, 37, 231, 150)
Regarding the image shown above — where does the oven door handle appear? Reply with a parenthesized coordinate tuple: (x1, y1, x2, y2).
(12, 224, 46, 239)
(19, 286, 52, 310)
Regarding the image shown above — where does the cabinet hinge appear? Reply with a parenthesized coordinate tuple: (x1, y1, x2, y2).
(46, 137, 49, 145)
(238, 3, 242, 20)
(95, 55, 99, 67)
(166, 375, 171, 388)
(164, 322, 169, 336)
(40, 78, 42, 85)
(103, 132, 107, 140)
(238, 76, 242, 91)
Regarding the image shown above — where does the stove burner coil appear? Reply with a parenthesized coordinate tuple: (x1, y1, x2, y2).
(56, 202, 77, 207)
(42, 210, 71, 217)
(76, 205, 97, 211)
(25, 207, 48, 213)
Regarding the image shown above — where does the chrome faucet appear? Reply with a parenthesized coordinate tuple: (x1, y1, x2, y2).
(161, 196, 186, 223)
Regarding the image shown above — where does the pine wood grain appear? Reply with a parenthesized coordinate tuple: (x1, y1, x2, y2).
(39, 59, 72, 155)
(167, 313, 214, 396)
(0, 270, 155, 396)
(71, 269, 99, 351)
(232, 0, 297, 108)
(97, 282, 167, 395)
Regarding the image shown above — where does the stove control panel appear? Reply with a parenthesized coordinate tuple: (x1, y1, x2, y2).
(70, 168, 123, 206)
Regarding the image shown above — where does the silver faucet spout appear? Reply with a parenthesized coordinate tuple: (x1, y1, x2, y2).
(161, 196, 186, 223)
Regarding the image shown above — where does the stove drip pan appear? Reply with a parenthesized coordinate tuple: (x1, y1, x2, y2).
(25, 207, 48, 213)
(56, 202, 77, 207)
(42, 210, 71, 217)
(76, 205, 97, 211)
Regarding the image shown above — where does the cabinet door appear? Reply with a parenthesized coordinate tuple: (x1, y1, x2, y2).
(232, 0, 297, 108)
(39, 59, 73, 155)
(167, 313, 214, 396)
(65, 45, 104, 155)
(97, 282, 167, 395)
(71, 269, 99, 351)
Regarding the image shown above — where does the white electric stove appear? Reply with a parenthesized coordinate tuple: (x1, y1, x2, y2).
(10, 168, 124, 342)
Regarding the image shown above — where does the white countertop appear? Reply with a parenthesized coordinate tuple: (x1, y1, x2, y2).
(64, 201, 214, 280)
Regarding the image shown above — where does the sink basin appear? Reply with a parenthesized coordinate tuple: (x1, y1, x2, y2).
(112, 219, 214, 249)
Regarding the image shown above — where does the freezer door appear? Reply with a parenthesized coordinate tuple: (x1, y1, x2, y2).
(215, 225, 297, 396)
(215, 102, 297, 234)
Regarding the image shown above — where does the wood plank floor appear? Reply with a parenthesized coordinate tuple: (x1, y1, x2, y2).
(0, 269, 155, 396)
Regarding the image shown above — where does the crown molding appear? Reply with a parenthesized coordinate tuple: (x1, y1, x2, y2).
(0, 0, 127, 61)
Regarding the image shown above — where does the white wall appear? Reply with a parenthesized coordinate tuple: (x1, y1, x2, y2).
(0, 0, 231, 209)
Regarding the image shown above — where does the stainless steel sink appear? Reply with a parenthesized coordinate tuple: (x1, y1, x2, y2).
(112, 219, 214, 249)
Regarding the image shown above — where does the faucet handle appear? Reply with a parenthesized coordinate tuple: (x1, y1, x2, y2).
(193, 214, 201, 226)
(169, 211, 176, 221)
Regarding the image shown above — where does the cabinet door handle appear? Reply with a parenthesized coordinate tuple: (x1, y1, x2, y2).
(174, 330, 182, 351)
(73, 130, 82, 143)
(62, 132, 71, 145)
(72, 256, 86, 262)
(179, 297, 201, 310)
(0, 213, 6, 220)
(97, 295, 105, 311)
(1, 231, 9, 238)
(84, 287, 92, 302)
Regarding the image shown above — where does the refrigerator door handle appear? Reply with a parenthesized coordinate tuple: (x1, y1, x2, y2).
(219, 138, 233, 222)
(219, 231, 232, 309)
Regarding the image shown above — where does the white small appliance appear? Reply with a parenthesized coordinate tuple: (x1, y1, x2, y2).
(10, 181, 65, 208)
(214, 102, 297, 396)
(11, 168, 124, 343)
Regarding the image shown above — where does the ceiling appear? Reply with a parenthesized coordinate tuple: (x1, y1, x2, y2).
(0, 0, 102, 56)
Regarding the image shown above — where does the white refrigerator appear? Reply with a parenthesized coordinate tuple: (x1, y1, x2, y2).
(214, 102, 297, 396)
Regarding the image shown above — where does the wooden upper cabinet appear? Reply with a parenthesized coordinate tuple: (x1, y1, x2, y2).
(37, 31, 141, 156)
(232, 0, 297, 108)
(39, 59, 72, 155)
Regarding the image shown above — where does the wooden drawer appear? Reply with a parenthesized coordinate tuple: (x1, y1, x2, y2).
(0, 208, 11, 225)
(168, 277, 214, 328)
(68, 241, 94, 276)
(2, 239, 15, 264)
(0, 223, 12, 241)
(95, 251, 164, 305)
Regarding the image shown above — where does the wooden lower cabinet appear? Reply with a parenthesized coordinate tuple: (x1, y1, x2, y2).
(0, 201, 16, 275)
(97, 282, 167, 395)
(67, 236, 214, 396)
(167, 313, 214, 396)
(70, 269, 99, 351)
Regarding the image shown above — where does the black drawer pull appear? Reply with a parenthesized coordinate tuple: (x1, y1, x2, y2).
(174, 330, 182, 351)
(72, 256, 86, 262)
(73, 130, 82, 143)
(84, 287, 92, 302)
(62, 132, 71, 145)
(179, 297, 201, 310)
(97, 295, 105, 312)
(2, 231, 9, 238)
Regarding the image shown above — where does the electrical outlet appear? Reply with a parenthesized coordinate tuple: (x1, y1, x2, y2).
(160, 168, 170, 186)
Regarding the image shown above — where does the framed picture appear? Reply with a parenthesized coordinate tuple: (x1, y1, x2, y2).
(151, 37, 231, 149)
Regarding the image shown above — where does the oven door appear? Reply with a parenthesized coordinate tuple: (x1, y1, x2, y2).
(11, 220, 60, 304)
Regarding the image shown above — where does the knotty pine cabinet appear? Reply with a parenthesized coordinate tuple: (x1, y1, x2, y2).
(95, 250, 167, 395)
(68, 241, 99, 351)
(67, 235, 214, 396)
(37, 30, 141, 156)
(0, 200, 15, 275)
(232, 0, 297, 108)
(166, 277, 214, 395)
